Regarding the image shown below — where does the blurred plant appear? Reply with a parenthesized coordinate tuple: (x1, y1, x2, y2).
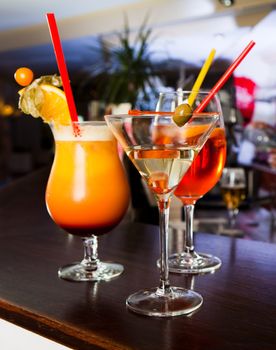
(81, 16, 158, 107)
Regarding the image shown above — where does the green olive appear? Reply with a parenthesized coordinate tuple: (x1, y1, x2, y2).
(173, 103, 193, 127)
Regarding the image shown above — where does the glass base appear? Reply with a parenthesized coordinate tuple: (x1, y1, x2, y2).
(167, 252, 221, 274)
(58, 261, 124, 282)
(126, 287, 203, 317)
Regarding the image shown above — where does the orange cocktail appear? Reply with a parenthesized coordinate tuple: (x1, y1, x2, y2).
(174, 127, 226, 204)
(46, 121, 130, 281)
(15, 70, 130, 281)
(46, 124, 129, 236)
(167, 117, 226, 274)
(151, 90, 226, 275)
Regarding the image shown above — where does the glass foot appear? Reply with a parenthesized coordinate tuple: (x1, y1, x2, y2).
(167, 252, 221, 274)
(58, 261, 124, 282)
(126, 287, 203, 317)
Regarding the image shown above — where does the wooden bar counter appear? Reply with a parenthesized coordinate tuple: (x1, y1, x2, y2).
(0, 167, 275, 350)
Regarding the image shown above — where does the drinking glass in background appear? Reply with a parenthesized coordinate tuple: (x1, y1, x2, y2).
(46, 121, 130, 282)
(220, 167, 246, 228)
(105, 110, 218, 317)
(156, 91, 226, 274)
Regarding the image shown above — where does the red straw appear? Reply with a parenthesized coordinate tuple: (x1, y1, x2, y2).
(46, 13, 78, 122)
(195, 40, 256, 113)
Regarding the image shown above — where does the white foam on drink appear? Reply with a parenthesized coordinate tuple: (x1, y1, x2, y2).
(53, 124, 114, 141)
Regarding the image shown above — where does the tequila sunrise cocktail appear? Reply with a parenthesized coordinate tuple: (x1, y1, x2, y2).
(16, 74, 130, 282)
(46, 121, 130, 281)
(46, 123, 129, 236)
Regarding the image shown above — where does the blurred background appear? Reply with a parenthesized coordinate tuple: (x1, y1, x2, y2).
(0, 0, 275, 240)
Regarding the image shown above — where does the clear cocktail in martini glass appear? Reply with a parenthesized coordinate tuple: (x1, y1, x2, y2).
(105, 110, 218, 317)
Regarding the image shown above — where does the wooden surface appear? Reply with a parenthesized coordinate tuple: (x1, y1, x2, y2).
(0, 167, 276, 350)
(252, 162, 276, 176)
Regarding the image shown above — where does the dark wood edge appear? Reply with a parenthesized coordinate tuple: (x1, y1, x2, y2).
(0, 298, 130, 350)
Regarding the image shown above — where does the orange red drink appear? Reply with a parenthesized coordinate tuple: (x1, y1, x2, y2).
(46, 122, 130, 237)
(174, 127, 226, 204)
(152, 122, 226, 201)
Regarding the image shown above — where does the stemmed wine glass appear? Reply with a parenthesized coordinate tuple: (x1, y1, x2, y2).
(46, 121, 130, 281)
(220, 167, 246, 228)
(156, 91, 226, 274)
(105, 110, 219, 317)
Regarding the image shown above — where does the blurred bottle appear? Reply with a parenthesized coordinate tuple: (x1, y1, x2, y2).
(238, 121, 276, 166)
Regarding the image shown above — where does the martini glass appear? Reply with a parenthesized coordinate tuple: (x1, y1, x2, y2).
(157, 91, 226, 274)
(105, 111, 218, 317)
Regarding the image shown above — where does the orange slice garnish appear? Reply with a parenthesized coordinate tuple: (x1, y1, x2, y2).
(39, 84, 70, 125)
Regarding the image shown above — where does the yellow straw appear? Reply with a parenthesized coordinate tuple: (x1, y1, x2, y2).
(188, 48, 216, 107)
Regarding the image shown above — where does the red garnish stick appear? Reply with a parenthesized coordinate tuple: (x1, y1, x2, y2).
(46, 13, 79, 125)
(195, 40, 256, 113)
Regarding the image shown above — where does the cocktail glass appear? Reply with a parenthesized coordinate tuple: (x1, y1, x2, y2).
(105, 111, 218, 317)
(157, 91, 226, 274)
(220, 167, 246, 228)
(46, 121, 130, 282)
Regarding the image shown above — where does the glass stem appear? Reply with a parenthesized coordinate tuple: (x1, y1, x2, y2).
(184, 204, 195, 254)
(228, 208, 238, 228)
(157, 198, 172, 295)
(81, 235, 99, 271)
